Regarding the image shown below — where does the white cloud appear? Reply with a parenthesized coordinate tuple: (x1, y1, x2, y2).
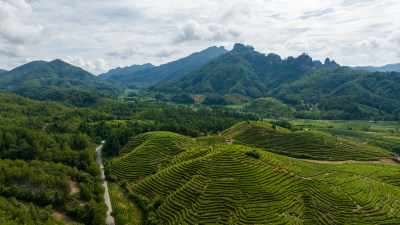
(0, 0, 44, 57)
(1, 0, 400, 71)
(66, 56, 109, 74)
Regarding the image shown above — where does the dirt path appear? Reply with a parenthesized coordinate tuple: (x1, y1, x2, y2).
(96, 146, 115, 225)
(295, 158, 398, 165)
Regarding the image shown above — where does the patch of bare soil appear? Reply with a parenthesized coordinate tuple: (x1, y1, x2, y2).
(379, 158, 398, 165)
(70, 181, 79, 195)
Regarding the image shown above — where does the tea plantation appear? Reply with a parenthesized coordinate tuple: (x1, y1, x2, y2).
(110, 122, 400, 224)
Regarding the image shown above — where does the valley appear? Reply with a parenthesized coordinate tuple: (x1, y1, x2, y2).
(1, 43, 400, 224)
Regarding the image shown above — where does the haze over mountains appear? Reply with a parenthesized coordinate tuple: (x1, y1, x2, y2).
(100, 46, 228, 88)
(352, 63, 400, 72)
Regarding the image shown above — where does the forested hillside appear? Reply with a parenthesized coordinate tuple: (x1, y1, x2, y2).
(152, 43, 400, 120)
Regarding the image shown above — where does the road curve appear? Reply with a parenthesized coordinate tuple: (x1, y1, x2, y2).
(96, 146, 115, 225)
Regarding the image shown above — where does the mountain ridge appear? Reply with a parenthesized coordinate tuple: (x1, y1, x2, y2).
(101, 46, 228, 88)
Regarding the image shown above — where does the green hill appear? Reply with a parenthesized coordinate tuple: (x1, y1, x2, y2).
(131, 146, 400, 224)
(225, 121, 389, 160)
(0, 59, 120, 96)
(246, 97, 295, 117)
(111, 131, 193, 181)
(102, 46, 228, 88)
(110, 122, 399, 224)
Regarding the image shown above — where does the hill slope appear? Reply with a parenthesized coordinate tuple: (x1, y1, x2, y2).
(0, 59, 120, 95)
(102, 46, 228, 88)
(110, 122, 398, 224)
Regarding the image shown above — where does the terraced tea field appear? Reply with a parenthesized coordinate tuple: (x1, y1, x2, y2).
(228, 121, 390, 160)
(110, 122, 400, 224)
(111, 131, 192, 181)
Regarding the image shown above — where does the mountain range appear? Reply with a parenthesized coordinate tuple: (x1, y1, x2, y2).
(151, 43, 400, 120)
(1, 43, 400, 120)
(352, 63, 400, 72)
(100, 46, 228, 88)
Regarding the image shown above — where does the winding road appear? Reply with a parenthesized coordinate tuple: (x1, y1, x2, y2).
(96, 146, 115, 225)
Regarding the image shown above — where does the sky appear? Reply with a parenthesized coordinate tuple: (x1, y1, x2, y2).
(0, 0, 399, 74)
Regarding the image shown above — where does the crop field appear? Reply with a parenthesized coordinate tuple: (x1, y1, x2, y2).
(130, 144, 400, 224)
(111, 131, 192, 181)
(110, 122, 400, 224)
(227, 122, 390, 160)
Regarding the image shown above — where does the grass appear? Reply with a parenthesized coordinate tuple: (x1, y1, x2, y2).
(108, 182, 143, 225)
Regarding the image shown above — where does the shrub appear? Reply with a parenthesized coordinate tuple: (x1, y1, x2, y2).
(245, 150, 260, 159)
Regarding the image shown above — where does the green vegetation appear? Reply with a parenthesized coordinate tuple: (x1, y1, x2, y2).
(123, 140, 399, 224)
(151, 43, 400, 121)
(246, 97, 295, 117)
(368, 136, 400, 154)
(228, 121, 389, 160)
(108, 182, 143, 225)
(105, 121, 399, 224)
(110, 131, 190, 181)
(0, 196, 65, 225)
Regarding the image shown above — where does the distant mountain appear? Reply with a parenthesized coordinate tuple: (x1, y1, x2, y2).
(99, 63, 155, 79)
(102, 46, 228, 88)
(152, 43, 400, 120)
(0, 69, 7, 74)
(0, 59, 120, 96)
(352, 63, 400, 72)
(152, 43, 335, 98)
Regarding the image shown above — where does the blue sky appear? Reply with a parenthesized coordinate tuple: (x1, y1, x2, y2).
(0, 0, 399, 74)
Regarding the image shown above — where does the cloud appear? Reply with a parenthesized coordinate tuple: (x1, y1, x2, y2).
(1, 0, 400, 71)
(66, 56, 109, 74)
(0, 0, 44, 57)
(174, 20, 241, 43)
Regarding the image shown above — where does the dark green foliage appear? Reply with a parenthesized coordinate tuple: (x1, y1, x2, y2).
(14, 85, 103, 107)
(245, 149, 260, 158)
(102, 46, 227, 88)
(269, 120, 292, 130)
(171, 93, 194, 103)
(202, 95, 227, 105)
(103, 134, 121, 156)
(0, 197, 65, 224)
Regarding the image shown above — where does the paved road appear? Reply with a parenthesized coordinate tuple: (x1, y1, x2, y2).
(96, 146, 115, 225)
